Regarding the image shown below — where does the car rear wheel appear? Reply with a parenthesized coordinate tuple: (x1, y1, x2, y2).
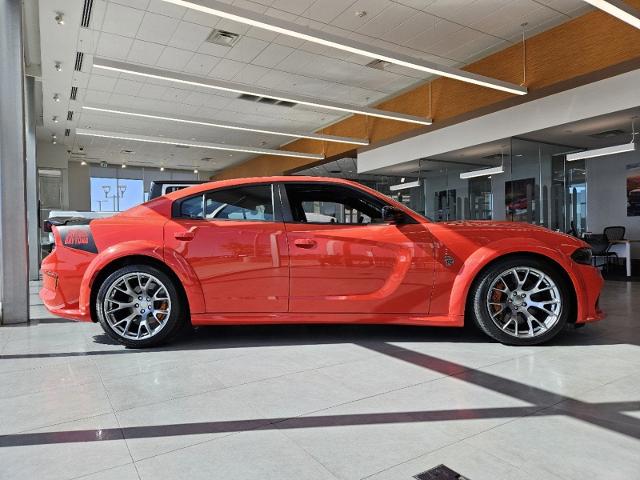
(470, 257, 571, 345)
(96, 265, 185, 348)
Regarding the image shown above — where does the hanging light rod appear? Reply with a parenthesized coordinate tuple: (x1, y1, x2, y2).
(75, 129, 325, 160)
(459, 165, 505, 179)
(92, 59, 431, 126)
(581, 0, 640, 29)
(389, 179, 421, 191)
(82, 105, 369, 145)
(566, 142, 637, 161)
(159, 0, 527, 95)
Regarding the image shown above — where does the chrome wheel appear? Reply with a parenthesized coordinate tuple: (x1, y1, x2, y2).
(486, 267, 561, 338)
(103, 272, 171, 340)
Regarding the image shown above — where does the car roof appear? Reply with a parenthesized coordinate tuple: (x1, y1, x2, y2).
(164, 176, 365, 200)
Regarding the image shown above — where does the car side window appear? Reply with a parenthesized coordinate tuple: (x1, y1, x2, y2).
(204, 184, 274, 221)
(284, 183, 386, 224)
(179, 195, 204, 219)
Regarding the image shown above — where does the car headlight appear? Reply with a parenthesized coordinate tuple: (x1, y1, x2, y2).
(571, 247, 593, 265)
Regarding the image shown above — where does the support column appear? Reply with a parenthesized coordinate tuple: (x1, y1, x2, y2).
(0, 0, 30, 324)
(25, 76, 40, 281)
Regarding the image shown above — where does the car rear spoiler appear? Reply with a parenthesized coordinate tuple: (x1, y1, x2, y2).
(43, 217, 92, 232)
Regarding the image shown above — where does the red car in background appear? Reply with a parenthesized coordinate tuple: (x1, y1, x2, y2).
(40, 177, 604, 347)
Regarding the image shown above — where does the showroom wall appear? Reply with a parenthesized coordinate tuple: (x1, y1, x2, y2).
(587, 151, 640, 257)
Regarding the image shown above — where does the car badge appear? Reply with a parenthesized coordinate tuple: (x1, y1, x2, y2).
(444, 254, 455, 267)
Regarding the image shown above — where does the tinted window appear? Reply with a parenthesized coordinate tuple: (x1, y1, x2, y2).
(180, 195, 203, 218)
(285, 183, 385, 224)
(205, 185, 274, 221)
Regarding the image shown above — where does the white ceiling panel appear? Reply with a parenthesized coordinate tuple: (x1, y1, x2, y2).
(37, 0, 593, 172)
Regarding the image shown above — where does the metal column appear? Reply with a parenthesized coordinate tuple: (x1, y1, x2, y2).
(0, 0, 30, 324)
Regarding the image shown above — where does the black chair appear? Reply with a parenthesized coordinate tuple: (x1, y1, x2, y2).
(587, 226, 625, 271)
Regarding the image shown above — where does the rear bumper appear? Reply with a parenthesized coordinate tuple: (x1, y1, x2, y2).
(39, 250, 93, 322)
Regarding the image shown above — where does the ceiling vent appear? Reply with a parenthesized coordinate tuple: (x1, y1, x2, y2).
(80, 0, 94, 28)
(237, 93, 297, 108)
(206, 29, 241, 47)
(120, 149, 134, 154)
(70, 86, 78, 100)
(201, 157, 214, 162)
(588, 129, 625, 139)
(74, 52, 84, 71)
(67, 111, 74, 121)
(175, 145, 190, 149)
(64, 128, 70, 137)
(366, 59, 391, 70)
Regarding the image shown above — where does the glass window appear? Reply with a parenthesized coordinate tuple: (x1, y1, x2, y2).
(204, 185, 274, 221)
(90, 177, 144, 212)
(180, 195, 204, 219)
(285, 183, 386, 224)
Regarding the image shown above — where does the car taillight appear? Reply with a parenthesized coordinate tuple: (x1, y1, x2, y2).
(571, 247, 593, 265)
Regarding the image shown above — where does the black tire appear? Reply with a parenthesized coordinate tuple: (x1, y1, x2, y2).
(96, 265, 186, 348)
(469, 256, 572, 346)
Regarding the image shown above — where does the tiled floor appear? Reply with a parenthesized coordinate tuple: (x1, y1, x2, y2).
(1, 281, 639, 480)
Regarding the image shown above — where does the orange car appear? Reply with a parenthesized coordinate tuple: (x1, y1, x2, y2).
(40, 177, 604, 347)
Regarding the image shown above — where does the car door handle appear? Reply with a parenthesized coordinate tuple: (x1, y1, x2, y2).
(294, 238, 317, 249)
(174, 227, 198, 241)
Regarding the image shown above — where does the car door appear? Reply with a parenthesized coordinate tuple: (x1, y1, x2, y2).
(280, 182, 436, 315)
(164, 183, 289, 313)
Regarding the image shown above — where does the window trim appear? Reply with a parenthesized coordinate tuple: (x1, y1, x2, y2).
(278, 181, 416, 226)
(172, 183, 281, 222)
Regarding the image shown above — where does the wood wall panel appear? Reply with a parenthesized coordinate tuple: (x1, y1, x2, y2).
(215, 5, 640, 180)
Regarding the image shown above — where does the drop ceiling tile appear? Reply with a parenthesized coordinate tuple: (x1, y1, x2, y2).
(96, 32, 134, 60)
(90, 0, 107, 30)
(183, 53, 220, 75)
(156, 46, 194, 70)
(84, 89, 113, 104)
(127, 39, 165, 65)
(224, 36, 269, 63)
(78, 28, 101, 55)
(208, 58, 245, 80)
(137, 83, 168, 100)
(102, 2, 145, 37)
(252, 43, 294, 68)
(113, 78, 145, 96)
(302, 0, 353, 23)
(136, 11, 180, 43)
(215, 17, 252, 35)
(356, 2, 414, 37)
(87, 74, 118, 92)
(182, 8, 220, 26)
(197, 41, 234, 57)
(382, 10, 437, 44)
(111, 0, 150, 10)
(392, 0, 436, 9)
(245, 26, 279, 43)
(168, 21, 211, 51)
(146, 0, 188, 18)
(271, 0, 314, 15)
(234, 64, 270, 84)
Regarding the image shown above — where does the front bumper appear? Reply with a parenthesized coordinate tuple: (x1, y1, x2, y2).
(573, 263, 605, 324)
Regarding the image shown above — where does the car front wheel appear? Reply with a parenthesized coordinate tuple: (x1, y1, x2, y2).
(96, 265, 185, 348)
(470, 257, 571, 345)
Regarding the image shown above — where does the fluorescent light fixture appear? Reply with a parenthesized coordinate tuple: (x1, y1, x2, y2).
(82, 105, 369, 145)
(389, 179, 421, 191)
(159, 0, 527, 95)
(92, 59, 432, 126)
(581, 0, 640, 29)
(75, 129, 325, 160)
(566, 142, 637, 161)
(460, 165, 504, 179)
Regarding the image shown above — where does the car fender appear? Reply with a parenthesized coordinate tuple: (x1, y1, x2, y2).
(448, 237, 585, 321)
(78, 241, 206, 318)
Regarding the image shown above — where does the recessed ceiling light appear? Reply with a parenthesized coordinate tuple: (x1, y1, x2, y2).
(55, 12, 64, 25)
(55, 62, 62, 72)
(156, 0, 527, 95)
(75, 129, 325, 160)
(52, 116, 58, 123)
(53, 94, 60, 102)
(354, 10, 367, 17)
(92, 59, 432, 125)
(160, 166, 165, 171)
(121, 163, 127, 168)
(80, 160, 87, 166)
(193, 169, 199, 174)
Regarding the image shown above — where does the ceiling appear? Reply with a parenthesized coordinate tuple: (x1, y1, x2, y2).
(370, 106, 640, 176)
(31, 0, 593, 172)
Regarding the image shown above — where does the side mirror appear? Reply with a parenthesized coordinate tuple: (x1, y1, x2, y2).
(382, 206, 405, 224)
